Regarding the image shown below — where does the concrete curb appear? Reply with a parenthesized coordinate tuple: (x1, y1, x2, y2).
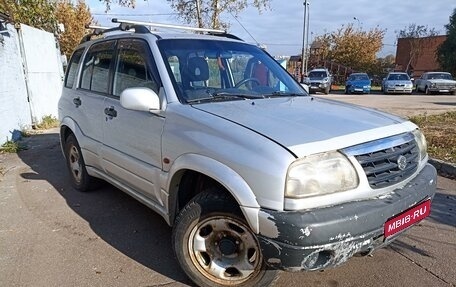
(429, 158, 456, 180)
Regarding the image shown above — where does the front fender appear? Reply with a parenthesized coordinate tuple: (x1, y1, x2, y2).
(166, 153, 261, 233)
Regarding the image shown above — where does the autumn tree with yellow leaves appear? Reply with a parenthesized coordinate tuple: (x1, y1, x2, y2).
(314, 24, 386, 72)
(55, 1, 93, 58)
(0, 0, 92, 58)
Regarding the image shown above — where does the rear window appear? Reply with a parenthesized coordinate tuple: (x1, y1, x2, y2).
(64, 49, 84, 88)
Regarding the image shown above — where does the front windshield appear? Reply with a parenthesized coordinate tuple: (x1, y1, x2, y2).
(349, 74, 369, 81)
(387, 73, 410, 81)
(429, 73, 453, 80)
(308, 71, 327, 78)
(157, 39, 306, 103)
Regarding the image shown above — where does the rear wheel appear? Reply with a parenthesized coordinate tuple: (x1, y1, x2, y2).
(64, 134, 98, 191)
(173, 191, 278, 287)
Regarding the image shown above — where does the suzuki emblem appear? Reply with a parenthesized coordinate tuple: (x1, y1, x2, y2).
(397, 155, 407, 171)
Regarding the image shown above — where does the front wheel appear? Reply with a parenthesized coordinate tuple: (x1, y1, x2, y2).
(425, 86, 431, 95)
(172, 191, 277, 287)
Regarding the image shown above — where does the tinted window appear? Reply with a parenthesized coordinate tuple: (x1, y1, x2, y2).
(80, 41, 116, 93)
(113, 39, 158, 96)
(65, 49, 84, 88)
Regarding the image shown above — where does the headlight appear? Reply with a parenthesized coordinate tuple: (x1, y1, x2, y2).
(387, 84, 395, 88)
(431, 83, 436, 88)
(406, 84, 413, 88)
(412, 129, 427, 161)
(285, 151, 359, 198)
(322, 77, 329, 83)
(363, 85, 371, 89)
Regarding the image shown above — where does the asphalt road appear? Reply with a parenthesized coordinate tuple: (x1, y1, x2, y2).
(0, 94, 455, 287)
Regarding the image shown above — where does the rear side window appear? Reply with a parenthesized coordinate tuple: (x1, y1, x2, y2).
(80, 40, 116, 94)
(113, 39, 159, 96)
(65, 49, 84, 88)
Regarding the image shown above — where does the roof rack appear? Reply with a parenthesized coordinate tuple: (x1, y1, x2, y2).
(112, 18, 226, 34)
(80, 19, 243, 44)
(80, 23, 150, 43)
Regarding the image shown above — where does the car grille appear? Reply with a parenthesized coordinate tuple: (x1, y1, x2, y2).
(436, 83, 455, 89)
(343, 133, 420, 189)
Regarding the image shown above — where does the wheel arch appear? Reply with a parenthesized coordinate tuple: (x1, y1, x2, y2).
(166, 154, 261, 233)
(59, 117, 83, 158)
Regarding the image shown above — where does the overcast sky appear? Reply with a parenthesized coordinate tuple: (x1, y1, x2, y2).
(87, 0, 455, 57)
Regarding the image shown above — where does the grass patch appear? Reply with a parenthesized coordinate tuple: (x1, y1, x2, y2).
(409, 111, 456, 163)
(0, 140, 26, 153)
(35, 115, 59, 130)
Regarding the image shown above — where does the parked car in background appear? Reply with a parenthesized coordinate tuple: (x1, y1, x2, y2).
(305, 68, 332, 94)
(345, 73, 371, 94)
(381, 72, 413, 94)
(414, 72, 456, 95)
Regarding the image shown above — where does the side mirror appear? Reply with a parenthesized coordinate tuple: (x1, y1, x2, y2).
(120, 87, 160, 112)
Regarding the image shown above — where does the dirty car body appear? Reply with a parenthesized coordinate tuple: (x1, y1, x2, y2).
(58, 21, 437, 286)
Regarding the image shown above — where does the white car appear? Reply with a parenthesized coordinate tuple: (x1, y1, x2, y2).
(58, 19, 436, 287)
(415, 72, 456, 95)
(382, 72, 413, 94)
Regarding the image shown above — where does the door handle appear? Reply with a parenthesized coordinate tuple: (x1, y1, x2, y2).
(104, 106, 117, 118)
(73, 97, 81, 107)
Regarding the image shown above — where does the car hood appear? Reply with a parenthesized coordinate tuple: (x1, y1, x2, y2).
(385, 80, 412, 85)
(309, 77, 327, 82)
(348, 80, 371, 86)
(193, 96, 412, 157)
(428, 79, 456, 84)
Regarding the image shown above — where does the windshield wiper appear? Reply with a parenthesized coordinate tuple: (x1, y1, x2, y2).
(263, 91, 308, 98)
(186, 91, 264, 104)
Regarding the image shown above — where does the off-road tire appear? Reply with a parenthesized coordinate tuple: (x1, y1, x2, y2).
(64, 134, 98, 192)
(172, 191, 278, 287)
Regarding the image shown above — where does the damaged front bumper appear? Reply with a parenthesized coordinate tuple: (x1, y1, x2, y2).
(258, 164, 437, 272)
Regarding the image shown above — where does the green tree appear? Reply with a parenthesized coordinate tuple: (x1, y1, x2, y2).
(167, 0, 271, 29)
(437, 8, 456, 76)
(0, 0, 57, 32)
(313, 24, 385, 72)
(397, 24, 438, 73)
(56, 1, 93, 58)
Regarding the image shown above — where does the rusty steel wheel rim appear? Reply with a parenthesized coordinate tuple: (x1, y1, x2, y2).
(188, 216, 261, 285)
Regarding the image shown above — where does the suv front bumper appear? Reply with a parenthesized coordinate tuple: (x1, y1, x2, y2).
(258, 164, 437, 271)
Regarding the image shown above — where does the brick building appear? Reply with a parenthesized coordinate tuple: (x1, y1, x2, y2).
(395, 35, 447, 77)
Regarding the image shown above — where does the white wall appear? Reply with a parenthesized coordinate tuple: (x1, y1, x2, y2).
(0, 23, 32, 143)
(19, 24, 64, 124)
(0, 23, 63, 144)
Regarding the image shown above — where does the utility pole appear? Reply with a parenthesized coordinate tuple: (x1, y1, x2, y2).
(301, 0, 310, 81)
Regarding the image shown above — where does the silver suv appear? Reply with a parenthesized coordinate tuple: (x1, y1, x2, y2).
(59, 19, 436, 287)
(305, 68, 332, 94)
